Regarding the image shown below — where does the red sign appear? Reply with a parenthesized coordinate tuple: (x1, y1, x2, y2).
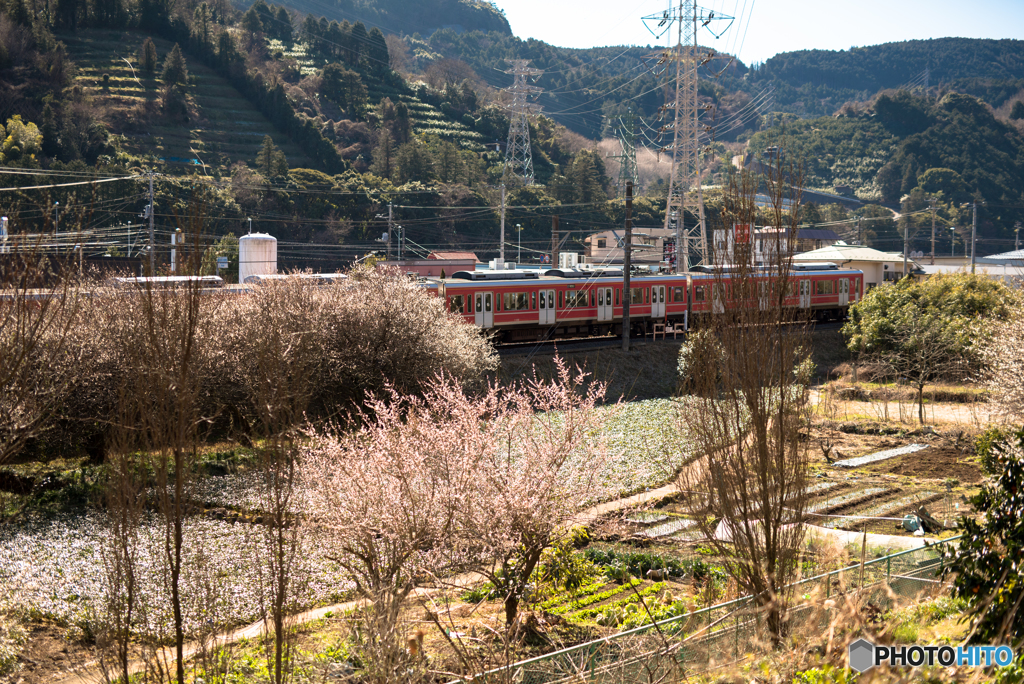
(734, 223, 751, 244)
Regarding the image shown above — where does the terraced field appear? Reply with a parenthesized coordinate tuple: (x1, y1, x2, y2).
(270, 37, 485, 149)
(61, 30, 311, 169)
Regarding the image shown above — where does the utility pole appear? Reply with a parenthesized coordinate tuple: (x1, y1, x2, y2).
(857, 217, 862, 245)
(970, 201, 978, 274)
(903, 217, 909, 279)
(148, 172, 155, 275)
(387, 203, 393, 260)
(643, 0, 732, 273)
(516, 223, 522, 264)
(929, 197, 937, 265)
(622, 181, 633, 352)
(551, 215, 559, 267)
(499, 184, 506, 265)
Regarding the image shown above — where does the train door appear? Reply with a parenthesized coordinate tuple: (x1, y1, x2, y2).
(597, 287, 613, 322)
(474, 291, 493, 328)
(758, 281, 769, 311)
(651, 285, 666, 318)
(838, 278, 849, 306)
(799, 279, 811, 308)
(538, 289, 556, 325)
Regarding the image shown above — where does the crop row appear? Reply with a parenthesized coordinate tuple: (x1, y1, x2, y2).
(805, 487, 888, 515)
(824, 492, 940, 529)
(571, 582, 667, 622)
(545, 579, 641, 615)
(536, 579, 610, 610)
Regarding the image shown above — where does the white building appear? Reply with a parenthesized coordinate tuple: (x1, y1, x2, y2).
(792, 242, 922, 290)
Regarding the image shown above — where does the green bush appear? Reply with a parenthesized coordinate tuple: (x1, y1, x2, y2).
(793, 665, 856, 684)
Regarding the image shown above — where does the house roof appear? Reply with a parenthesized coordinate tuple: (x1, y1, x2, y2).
(980, 249, 1024, 261)
(428, 251, 479, 262)
(793, 242, 910, 263)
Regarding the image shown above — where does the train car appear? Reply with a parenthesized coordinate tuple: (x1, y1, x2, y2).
(437, 263, 863, 342)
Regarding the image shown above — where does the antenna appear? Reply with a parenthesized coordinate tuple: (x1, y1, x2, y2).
(502, 59, 543, 185)
(643, 0, 733, 272)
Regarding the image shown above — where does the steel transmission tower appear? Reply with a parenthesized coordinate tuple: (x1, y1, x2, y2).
(643, 1, 732, 272)
(502, 59, 543, 185)
(607, 108, 639, 198)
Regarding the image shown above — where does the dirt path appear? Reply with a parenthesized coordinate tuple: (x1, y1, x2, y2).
(53, 483, 682, 684)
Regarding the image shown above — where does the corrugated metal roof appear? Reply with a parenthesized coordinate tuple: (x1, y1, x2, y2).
(793, 243, 909, 263)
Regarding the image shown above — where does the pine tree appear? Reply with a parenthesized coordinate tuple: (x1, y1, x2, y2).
(161, 43, 188, 86)
(275, 7, 292, 43)
(241, 6, 264, 37)
(139, 37, 158, 73)
(1011, 100, 1024, 121)
(369, 129, 395, 179)
(367, 27, 389, 72)
(255, 135, 279, 177)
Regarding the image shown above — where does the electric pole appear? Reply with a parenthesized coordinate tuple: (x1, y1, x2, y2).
(970, 201, 979, 274)
(499, 184, 506, 265)
(622, 181, 633, 352)
(502, 60, 543, 185)
(387, 203, 393, 260)
(857, 217, 862, 245)
(148, 172, 155, 275)
(643, 0, 733, 273)
(903, 218, 909, 280)
(551, 215, 559, 267)
(606, 107, 639, 198)
(929, 197, 937, 265)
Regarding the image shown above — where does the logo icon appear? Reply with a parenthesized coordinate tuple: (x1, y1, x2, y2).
(849, 638, 875, 673)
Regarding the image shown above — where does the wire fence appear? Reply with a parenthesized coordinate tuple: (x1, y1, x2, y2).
(454, 537, 959, 684)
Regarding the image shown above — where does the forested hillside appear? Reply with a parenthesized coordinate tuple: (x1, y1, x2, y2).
(1, 0, 1023, 264)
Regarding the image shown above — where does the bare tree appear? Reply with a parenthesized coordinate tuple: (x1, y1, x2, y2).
(984, 303, 1024, 421)
(0, 238, 78, 472)
(678, 162, 810, 646)
(114, 201, 211, 684)
(879, 313, 971, 424)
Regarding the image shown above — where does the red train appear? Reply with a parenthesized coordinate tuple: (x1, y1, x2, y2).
(433, 262, 864, 342)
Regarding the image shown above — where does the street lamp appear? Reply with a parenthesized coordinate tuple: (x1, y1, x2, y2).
(516, 223, 522, 264)
(950, 226, 956, 257)
(54, 201, 59, 236)
(247, 217, 252, 234)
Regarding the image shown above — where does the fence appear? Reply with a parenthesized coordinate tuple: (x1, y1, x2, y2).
(455, 537, 959, 684)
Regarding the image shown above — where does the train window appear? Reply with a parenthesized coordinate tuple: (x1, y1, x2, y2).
(615, 288, 620, 306)
(532, 291, 536, 309)
(495, 296, 501, 311)
(449, 295, 465, 314)
(484, 294, 491, 312)
(503, 292, 529, 310)
(693, 285, 706, 302)
(590, 290, 595, 306)
(566, 291, 588, 307)
(659, 287, 665, 303)
(645, 288, 650, 304)
(630, 288, 644, 304)
(558, 290, 563, 308)
(475, 293, 482, 312)
(598, 289, 604, 306)
(786, 282, 796, 297)
(815, 280, 834, 295)
(671, 287, 682, 302)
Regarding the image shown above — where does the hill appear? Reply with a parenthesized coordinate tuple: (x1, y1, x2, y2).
(61, 30, 312, 169)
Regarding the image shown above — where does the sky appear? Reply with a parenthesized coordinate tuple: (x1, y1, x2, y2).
(496, 0, 1024, 66)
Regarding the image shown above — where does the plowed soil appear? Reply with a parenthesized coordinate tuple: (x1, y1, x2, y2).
(860, 444, 983, 483)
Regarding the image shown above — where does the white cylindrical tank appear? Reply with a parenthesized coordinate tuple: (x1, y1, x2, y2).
(239, 233, 277, 283)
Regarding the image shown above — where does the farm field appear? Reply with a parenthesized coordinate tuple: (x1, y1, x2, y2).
(0, 382, 991, 682)
(60, 30, 311, 170)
